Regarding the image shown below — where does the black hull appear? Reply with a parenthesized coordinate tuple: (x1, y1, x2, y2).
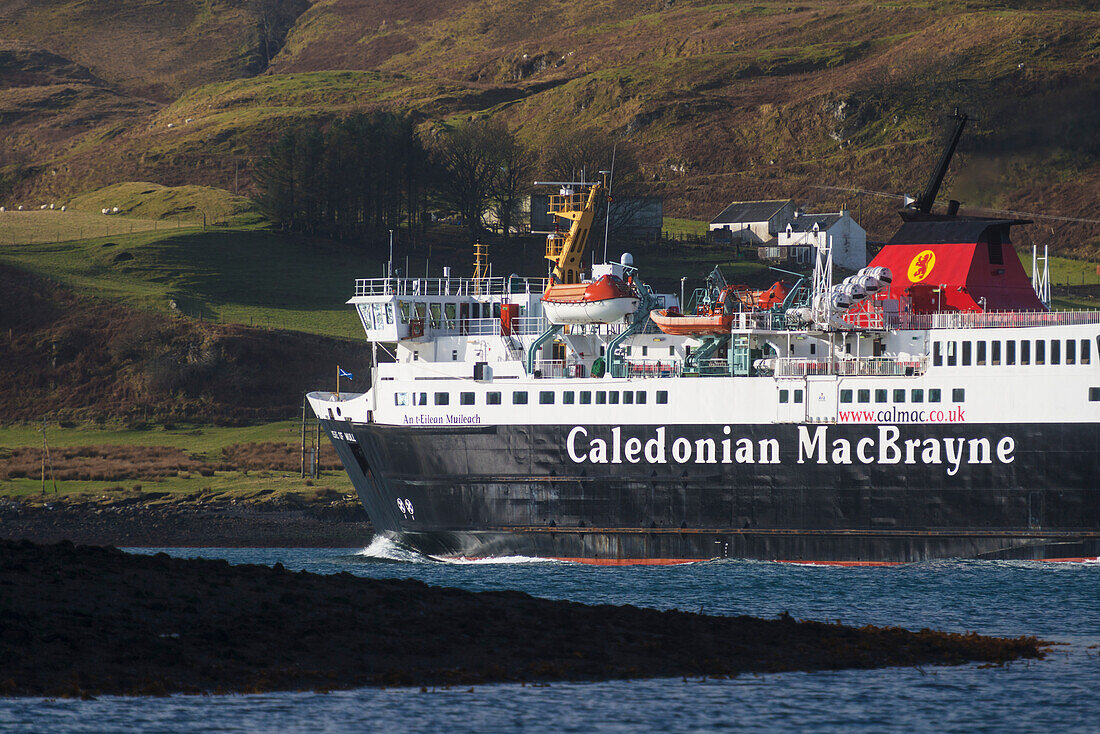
(319, 419, 1100, 563)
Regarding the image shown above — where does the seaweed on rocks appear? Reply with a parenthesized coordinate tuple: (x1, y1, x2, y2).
(0, 540, 1045, 698)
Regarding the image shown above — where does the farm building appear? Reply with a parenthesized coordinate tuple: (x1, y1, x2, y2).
(769, 210, 867, 271)
(708, 200, 796, 245)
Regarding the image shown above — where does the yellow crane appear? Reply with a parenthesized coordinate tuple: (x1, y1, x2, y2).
(539, 176, 606, 286)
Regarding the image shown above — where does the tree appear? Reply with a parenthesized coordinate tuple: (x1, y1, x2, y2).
(487, 126, 535, 243)
(430, 120, 502, 244)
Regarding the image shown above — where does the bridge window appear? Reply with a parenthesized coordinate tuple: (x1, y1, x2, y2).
(947, 341, 957, 366)
(976, 341, 986, 365)
(513, 391, 528, 405)
(933, 342, 943, 367)
(840, 390, 853, 403)
(1036, 340, 1046, 365)
(657, 390, 669, 404)
(580, 391, 592, 405)
(539, 391, 554, 405)
(434, 392, 449, 406)
(563, 391, 575, 405)
(857, 389, 870, 403)
(962, 341, 972, 366)
(1021, 340, 1031, 365)
(1067, 340, 1076, 365)
(1007, 340, 1016, 365)
(1051, 340, 1061, 365)
(487, 392, 502, 405)
(929, 388, 942, 403)
(992, 341, 1001, 366)
(397, 301, 410, 322)
(460, 392, 475, 405)
(893, 389, 905, 403)
(875, 389, 887, 402)
(911, 389, 924, 403)
(952, 388, 966, 402)
(1084, 339, 1092, 364)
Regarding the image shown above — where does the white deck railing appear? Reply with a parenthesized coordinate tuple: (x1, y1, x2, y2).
(773, 357, 927, 377)
(354, 276, 549, 298)
(896, 310, 1100, 330)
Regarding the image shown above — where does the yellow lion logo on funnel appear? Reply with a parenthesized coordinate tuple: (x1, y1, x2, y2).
(908, 250, 936, 282)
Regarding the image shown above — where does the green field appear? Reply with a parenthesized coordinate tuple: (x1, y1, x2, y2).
(0, 225, 374, 339)
(0, 421, 298, 454)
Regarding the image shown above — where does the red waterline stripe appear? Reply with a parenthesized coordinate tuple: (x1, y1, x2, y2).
(550, 557, 700, 566)
(1034, 557, 1099, 563)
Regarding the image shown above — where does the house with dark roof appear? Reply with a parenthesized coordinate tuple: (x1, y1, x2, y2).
(708, 200, 796, 245)
(772, 210, 867, 270)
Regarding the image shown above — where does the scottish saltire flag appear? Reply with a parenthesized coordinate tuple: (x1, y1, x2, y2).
(338, 367, 354, 380)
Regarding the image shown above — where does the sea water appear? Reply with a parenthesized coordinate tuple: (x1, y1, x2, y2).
(2, 540, 1097, 733)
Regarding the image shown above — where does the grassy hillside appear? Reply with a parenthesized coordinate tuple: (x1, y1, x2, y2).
(0, 224, 370, 339)
(1, 0, 1097, 255)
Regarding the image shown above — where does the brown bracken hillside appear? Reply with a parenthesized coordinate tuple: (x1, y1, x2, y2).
(0, 0, 1097, 251)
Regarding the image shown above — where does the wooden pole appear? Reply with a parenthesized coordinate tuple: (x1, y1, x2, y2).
(300, 397, 307, 478)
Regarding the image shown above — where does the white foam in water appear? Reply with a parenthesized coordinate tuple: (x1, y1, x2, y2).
(354, 535, 557, 565)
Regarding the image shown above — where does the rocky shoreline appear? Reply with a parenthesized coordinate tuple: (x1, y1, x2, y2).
(0, 498, 372, 548)
(0, 539, 1045, 698)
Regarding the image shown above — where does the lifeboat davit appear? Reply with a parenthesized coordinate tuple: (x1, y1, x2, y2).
(541, 274, 639, 324)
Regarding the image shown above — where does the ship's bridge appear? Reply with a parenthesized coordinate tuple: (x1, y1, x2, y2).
(349, 276, 549, 342)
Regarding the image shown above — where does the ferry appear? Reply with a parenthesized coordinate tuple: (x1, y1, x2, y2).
(308, 115, 1099, 564)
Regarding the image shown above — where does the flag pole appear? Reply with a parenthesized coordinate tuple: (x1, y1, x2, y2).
(336, 365, 340, 399)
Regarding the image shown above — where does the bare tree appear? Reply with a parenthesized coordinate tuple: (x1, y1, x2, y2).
(431, 120, 501, 244)
(487, 126, 535, 243)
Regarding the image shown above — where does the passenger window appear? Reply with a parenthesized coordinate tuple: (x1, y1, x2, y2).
(857, 389, 870, 403)
(657, 390, 669, 404)
(669, 346, 675, 357)
(840, 390, 853, 403)
(793, 390, 803, 403)
(539, 391, 554, 405)
(416, 392, 427, 406)
(874, 389, 887, 402)
(929, 388, 942, 403)
(513, 391, 528, 405)
(1067, 340, 1076, 365)
(641, 346, 648, 357)
(434, 392, 449, 405)
(636, 391, 647, 405)
(563, 391, 575, 405)
(992, 341, 1001, 366)
(779, 390, 789, 404)
(460, 392, 474, 405)
(976, 341, 986, 365)
(580, 391, 592, 405)
(893, 389, 905, 403)
(1021, 340, 1031, 365)
(1090, 388, 1100, 402)
(1051, 340, 1060, 365)
(623, 391, 634, 405)
(933, 342, 943, 367)
(947, 341, 957, 366)
(1007, 340, 1016, 365)
(962, 341, 972, 366)
(609, 391, 619, 405)
(596, 391, 607, 405)
(395, 392, 408, 406)
(911, 389, 924, 403)
(1036, 340, 1045, 365)
(1084, 339, 1092, 365)
(952, 388, 966, 402)
(487, 392, 502, 405)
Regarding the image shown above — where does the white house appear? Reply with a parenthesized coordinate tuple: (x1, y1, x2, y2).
(708, 200, 796, 245)
(773, 211, 867, 271)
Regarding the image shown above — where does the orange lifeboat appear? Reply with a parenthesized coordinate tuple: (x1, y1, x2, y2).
(650, 281, 789, 336)
(650, 307, 732, 336)
(541, 274, 639, 324)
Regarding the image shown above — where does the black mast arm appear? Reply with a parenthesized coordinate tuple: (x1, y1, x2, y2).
(914, 108, 969, 214)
